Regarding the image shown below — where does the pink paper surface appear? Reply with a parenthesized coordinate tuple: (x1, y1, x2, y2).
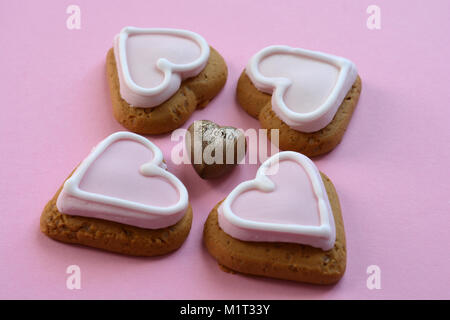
(0, 0, 449, 299)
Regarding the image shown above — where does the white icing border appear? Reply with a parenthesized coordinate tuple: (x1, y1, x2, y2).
(219, 151, 336, 250)
(246, 45, 357, 132)
(116, 27, 210, 104)
(56, 132, 189, 228)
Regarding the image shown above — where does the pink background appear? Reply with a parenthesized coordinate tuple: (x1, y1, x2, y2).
(0, 0, 449, 299)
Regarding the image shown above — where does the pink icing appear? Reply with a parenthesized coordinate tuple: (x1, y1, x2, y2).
(56, 132, 189, 229)
(79, 140, 179, 207)
(113, 27, 210, 108)
(259, 53, 339, 114)
(230, 160, 321, 226)
(124, 34, 201, 89)
(246, 46, 357, 132)
(218, 151, 336, 250)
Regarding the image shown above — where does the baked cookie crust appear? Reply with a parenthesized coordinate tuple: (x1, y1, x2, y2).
(41, 183, 193, 257)
(106, 47, 228, 135)
(237, 71, 362, 157)
(203, 173, 346, 285)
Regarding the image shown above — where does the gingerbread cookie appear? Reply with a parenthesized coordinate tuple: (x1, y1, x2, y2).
(203, 151, 346, 284)
(107, 27, 228, 134)
(41, 132, 192, 256)
(237, 45, 361, 157)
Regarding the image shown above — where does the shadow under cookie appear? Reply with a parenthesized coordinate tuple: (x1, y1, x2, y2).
(41, 184, 193, 257)
(237, 71, 362, 157)
(203, 173, 346, 285)
(106, 47, 228, 135)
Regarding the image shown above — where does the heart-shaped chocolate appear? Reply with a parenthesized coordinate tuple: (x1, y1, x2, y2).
(185, 120, 246, 179)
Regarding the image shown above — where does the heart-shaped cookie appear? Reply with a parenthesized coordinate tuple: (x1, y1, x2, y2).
(56, 132, 189, 229)
(114, 27, 210, 107)
(218, 151, 335, 250)
(185, 120, 247, 179)
(246, 45, 357, 132)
